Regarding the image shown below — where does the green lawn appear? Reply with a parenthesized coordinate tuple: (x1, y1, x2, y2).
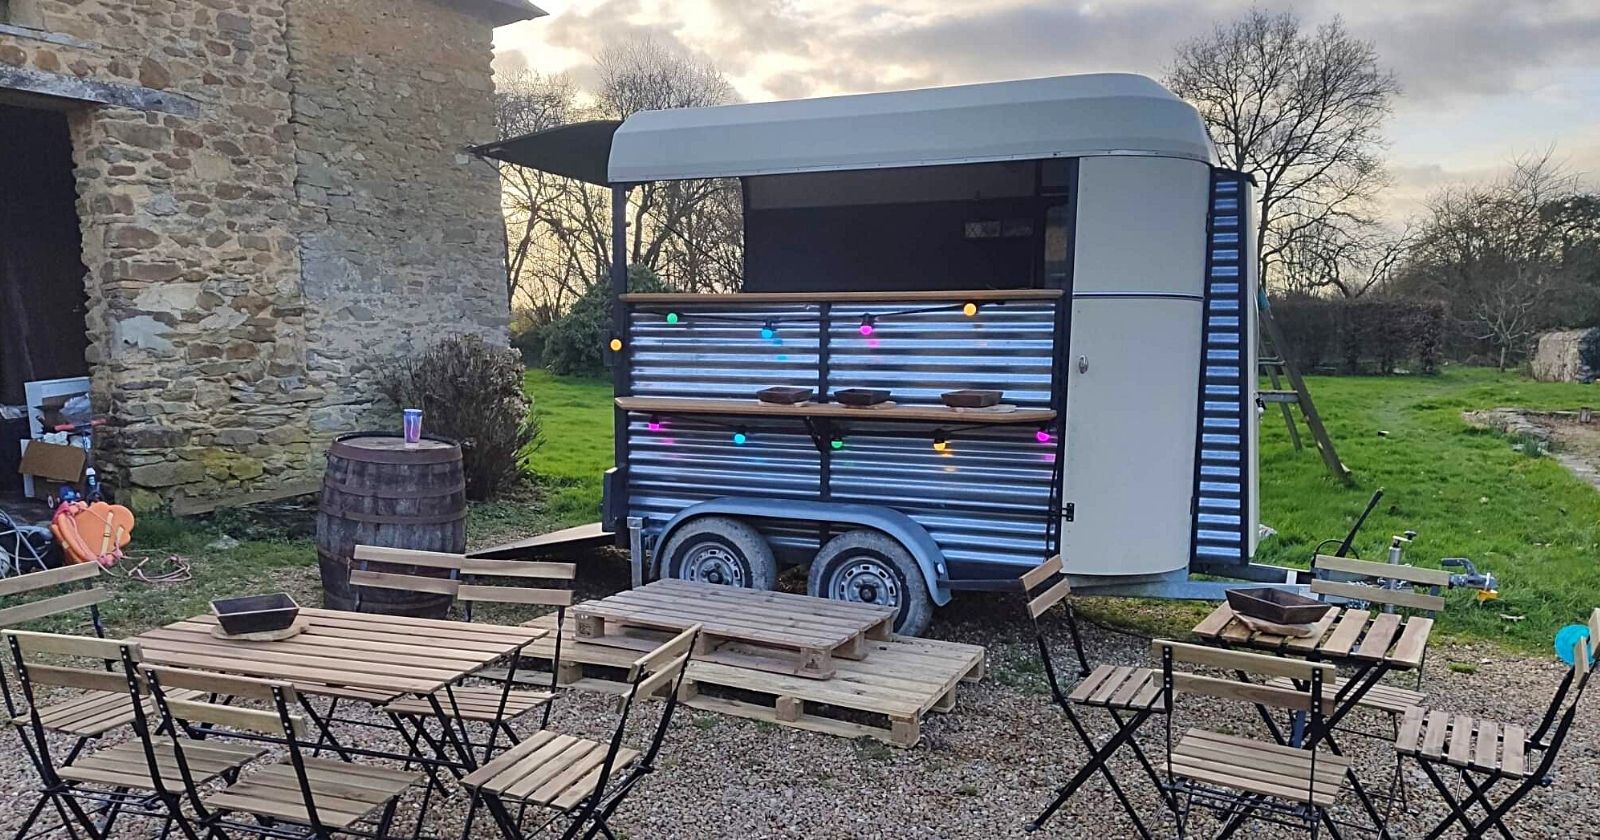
(522, 369, 615, 526)
(524, 365, 1600, 652)
(1256, 366, 1600, 651)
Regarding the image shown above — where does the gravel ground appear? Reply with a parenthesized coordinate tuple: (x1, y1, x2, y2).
(2, 594, 1594, 839)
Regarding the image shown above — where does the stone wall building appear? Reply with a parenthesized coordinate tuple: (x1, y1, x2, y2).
(0, 0, 540, 511)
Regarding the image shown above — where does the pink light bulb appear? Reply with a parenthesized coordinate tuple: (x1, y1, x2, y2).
(647, 420, 663, 432)
(1035, 429, 1051, 444)
(858, 323, 874, 336)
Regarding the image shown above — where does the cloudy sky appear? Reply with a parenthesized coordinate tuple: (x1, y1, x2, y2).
(491, 0, 1600, 219)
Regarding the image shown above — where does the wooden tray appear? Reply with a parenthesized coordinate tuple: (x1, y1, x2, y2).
(210, 616, 310, 642)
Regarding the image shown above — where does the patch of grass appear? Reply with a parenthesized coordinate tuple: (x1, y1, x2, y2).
(1257, 366, 1600, 651)
(523, 369, 614, 529)
(1448, 662, 1479, 675)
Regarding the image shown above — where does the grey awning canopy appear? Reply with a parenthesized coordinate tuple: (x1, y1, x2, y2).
(473, 73, 1214, 185)
(471, 120, 622, 186)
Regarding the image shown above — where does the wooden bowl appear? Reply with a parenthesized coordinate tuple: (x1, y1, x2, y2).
(835, 389, 891, 407)
(211, 593, 300, 636)
(1226, 587, 1331, 626)
(941, 389, 1002, 408)
(757, 387, 815, 405)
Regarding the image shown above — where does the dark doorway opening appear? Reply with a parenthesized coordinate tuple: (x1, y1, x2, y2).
(0, 104, 89, 507)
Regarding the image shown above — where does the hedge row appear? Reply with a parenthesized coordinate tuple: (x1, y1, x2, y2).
(1269, 298, 1447, 375)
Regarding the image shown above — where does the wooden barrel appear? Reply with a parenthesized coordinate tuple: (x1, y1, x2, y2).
(315, 433, 466, 618)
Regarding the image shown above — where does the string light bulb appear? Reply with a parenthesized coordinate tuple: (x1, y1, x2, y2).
(760, 320, 776, 341)
(932, 431, 949, 452)
(665, 312, 679, 325)
(608, 337, 623, 352)
(963, 302, 979, 317)
(732, 429, 748, 446)
(1035, 427, 1052, 444)
(647, 417, 663, 433)
(858, 314, 876, 336)
(830, 436, 845, 450)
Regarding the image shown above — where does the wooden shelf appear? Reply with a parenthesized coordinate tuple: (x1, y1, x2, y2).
(615, 396, 1056, 425)
(620, 289, 1064, 305)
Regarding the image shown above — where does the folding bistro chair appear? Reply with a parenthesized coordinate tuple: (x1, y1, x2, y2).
(142, 665, 424, 840)
(460, 624, 701, 840)
(1297, 554, 1448, 698)
(1154, 640, 1349, 839)
(1273, 555, 1450, 814)
(383, 556, 576, 754)
(1019, 556, 1167, 838)
(1396, 608, 1599, 840)
(2, 566, 200, 840)
(3, 631, 260, 840)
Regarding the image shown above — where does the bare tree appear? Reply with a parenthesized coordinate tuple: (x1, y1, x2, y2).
(1277, 215, 1412, 298)
(594, 38, 743, 291)
(1396, 151, 1592, 369)
(1165, 10, 1401, 291)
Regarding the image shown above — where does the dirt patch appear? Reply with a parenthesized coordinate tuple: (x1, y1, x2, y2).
(1464, 407, 1600, 488)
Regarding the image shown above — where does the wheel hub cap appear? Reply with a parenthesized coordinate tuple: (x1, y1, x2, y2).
(831, 560, 900, 608)
(680, 544, 746, 588)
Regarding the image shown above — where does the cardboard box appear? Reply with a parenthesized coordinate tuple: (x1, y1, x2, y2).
(17, 438, 86, 499)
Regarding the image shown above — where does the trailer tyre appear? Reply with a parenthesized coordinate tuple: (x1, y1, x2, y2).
(808, 530, 933, 637)
(660, 516, 777, 590)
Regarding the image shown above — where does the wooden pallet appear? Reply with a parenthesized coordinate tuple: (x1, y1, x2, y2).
(570, 579, 896, 679)
(516, 614, 985, 747)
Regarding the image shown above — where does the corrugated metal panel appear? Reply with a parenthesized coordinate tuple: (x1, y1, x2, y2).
(1191, 171, 1252, 564)
(623, 298, 1060, 580)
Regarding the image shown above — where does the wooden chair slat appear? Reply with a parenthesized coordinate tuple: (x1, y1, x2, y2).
(23, 663, 129, 694)
(461, 559, 577, 580)
(145, 666, 297, 704)
(1019, 556, 1064, 592)
(634, 625, 701, 675)
(0, 588, 112, 627)
(349, 570, 458, 596)
(1388, 617, 1433, 669)
(4, 630, 128, 661)
(1501, 724, 1527, 777)
(633, 652, 690, 701)
(457, 585, 572, 607)
(1310, 579, 1445, 613)
(0, 563, 100, 597)
(1026, 578, 1073, 619)
(166, 698, 307, 739)
(1153, 640, 1335, 681)
(1313, 555, 1450, 587)
(352, 545, 464, 571)
(1172, 672, 1311, 712)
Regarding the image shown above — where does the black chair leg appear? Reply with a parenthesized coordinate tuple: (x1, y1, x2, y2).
(481, 793, 525, 840)
(11, 794, 51, 840)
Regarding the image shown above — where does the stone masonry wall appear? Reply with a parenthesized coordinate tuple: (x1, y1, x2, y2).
(1, 0, 316, 512)
(285, 0, 509, 442)
(0, 0, 510, 511)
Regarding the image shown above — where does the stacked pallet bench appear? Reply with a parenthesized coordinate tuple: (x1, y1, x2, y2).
(570, 579, 896, 679)
(519, 611, 986, 748)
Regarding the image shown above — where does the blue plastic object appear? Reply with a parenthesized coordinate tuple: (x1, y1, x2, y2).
(1554, 624, 1592, 666)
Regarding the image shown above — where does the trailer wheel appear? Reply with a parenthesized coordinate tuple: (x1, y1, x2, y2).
(660, 516, 777, 590)
(808, 530, 933, 637)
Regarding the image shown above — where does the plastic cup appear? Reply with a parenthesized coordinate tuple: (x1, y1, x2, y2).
(402, 408, 423, 447)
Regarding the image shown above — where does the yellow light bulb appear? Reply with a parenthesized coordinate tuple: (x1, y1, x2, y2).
(608, 338, 623, 352)
(962, 302, 978, 317)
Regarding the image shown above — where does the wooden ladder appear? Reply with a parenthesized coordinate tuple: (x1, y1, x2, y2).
(1258, 301, 1352, 485)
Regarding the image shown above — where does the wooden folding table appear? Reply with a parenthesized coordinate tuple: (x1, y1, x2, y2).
(135, 607, 547, 770)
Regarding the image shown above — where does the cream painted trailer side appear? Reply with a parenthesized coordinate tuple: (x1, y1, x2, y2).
(475, 74, 1268, 635)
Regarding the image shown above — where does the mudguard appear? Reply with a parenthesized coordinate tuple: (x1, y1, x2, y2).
(652, 498, 952, 606)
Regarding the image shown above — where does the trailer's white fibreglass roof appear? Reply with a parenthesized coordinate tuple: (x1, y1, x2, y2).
(607, 73, 1215, 183)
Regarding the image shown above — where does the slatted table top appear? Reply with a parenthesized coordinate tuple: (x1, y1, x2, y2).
(135, 607, 547, 702)
(572, 580, 897, 652)
(1192, 602, 1433, 670)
